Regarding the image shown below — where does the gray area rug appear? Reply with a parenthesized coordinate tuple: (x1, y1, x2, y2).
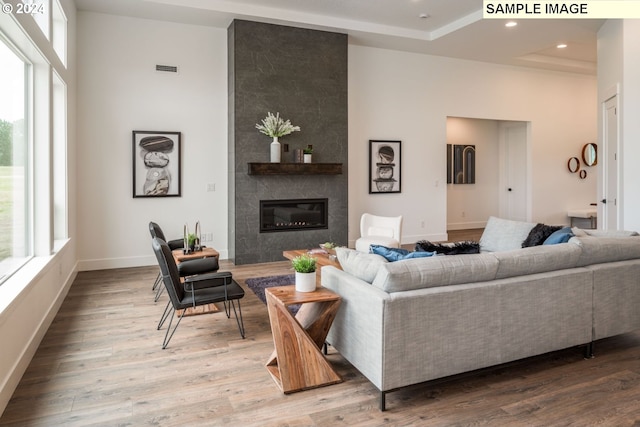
(245, 274, 300, 314)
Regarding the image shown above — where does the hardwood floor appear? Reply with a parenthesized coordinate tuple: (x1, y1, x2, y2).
(2, 237, 640, 426)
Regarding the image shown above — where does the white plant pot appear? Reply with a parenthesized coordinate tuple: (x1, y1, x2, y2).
(303, 153, 312, 163)
(295, 271, 316, 292)
(270, 137, 281, 163)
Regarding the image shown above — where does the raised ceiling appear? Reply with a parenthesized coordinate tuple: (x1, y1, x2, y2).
(74, 0, 604, 74)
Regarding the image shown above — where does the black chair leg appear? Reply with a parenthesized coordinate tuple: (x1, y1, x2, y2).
(161, 307, 185, 349)
(230, 300, 245, 339)
(157, 300, 173, 330)
(154, 283, 165, 302)
(152, 272, 161, 291)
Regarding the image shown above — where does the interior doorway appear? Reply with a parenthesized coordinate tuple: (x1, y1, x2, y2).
(446, 117, 529, 231)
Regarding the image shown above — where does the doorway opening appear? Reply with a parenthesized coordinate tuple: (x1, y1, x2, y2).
(446, 117, 530, 233)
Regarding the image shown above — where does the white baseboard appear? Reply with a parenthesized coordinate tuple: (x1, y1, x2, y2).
(447, 221, 487, 231)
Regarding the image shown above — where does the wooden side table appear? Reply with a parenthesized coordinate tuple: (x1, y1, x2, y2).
(265, 285, 342, 393)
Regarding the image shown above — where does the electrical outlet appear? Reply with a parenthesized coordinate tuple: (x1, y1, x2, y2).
(421, 221, 425, 228)
(461, 211, 466, 218)
(206, 183, 216, 192)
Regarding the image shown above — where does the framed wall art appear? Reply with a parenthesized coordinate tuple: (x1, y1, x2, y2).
(132, 130, 182, 198)
(369, 140, 401, 194)
(446, 144, 476, 184)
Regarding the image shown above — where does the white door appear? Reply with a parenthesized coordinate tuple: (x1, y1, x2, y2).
(499, 122, 528, 222)
(602, 96, 619, 229)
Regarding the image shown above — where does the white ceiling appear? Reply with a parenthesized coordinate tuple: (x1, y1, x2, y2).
(74, 0, 605, 74)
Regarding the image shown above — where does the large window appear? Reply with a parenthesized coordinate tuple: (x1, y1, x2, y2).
(0, 39, 30, 283)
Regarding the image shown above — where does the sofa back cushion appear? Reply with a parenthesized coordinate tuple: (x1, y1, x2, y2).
(571, 236, 640, 266)
(371, 253, 499, 293)
(493, 244, 582, 279)
(480, 216, 536, 252)
(336, 247, 388, 283)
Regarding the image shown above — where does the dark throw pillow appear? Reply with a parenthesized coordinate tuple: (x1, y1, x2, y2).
(522, 223, 562, 247)
(414, 240, 480, 255)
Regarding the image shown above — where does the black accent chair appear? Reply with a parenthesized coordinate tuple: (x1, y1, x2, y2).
(149, 222, 219, 301)
(151, 237, 245, 349)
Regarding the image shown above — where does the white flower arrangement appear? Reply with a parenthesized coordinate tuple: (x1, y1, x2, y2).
(256, 112, 300, 138)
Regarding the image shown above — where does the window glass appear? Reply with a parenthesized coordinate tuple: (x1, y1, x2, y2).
(52, 0, 66, 65)
(53, 71, 67, 241)
(26, 0, 50, 40)
(0, 39, 30, 283)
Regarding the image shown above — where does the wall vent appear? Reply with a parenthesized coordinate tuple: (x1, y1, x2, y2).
(156, 64, 178, 73)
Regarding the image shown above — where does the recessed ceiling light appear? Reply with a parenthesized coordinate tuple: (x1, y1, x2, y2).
(505, 21, 518, 27)
(419, 13, 429, 19)
(557, 43, 568, 49)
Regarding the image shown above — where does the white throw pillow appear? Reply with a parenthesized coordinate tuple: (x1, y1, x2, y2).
(480, 216, 536, 252)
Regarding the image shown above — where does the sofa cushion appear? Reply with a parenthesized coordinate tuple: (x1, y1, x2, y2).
(336, 247, 388, 283)
(571, 236, 640, 267)
(543, 226, 573, 245)
(371, 253, 499, 293)
(522, 223, 562, 247)
(572, 227, 639, 238)
(480, 216, 536, 252)
(493, 244, 582, 279)
(370, 245, 436, 262)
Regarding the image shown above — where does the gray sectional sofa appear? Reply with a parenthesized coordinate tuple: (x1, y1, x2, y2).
(321, 217, 640, 410)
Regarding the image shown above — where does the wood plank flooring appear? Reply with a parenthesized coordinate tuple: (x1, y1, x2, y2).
(2, 234, 640, 426)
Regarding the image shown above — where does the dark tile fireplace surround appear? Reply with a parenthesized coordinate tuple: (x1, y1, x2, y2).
(228, 20, 348, 264)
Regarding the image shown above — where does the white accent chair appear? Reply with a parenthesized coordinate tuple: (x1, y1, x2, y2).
(355, 213, 403, 253)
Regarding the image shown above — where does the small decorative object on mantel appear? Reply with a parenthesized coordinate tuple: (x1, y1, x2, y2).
(256, 112, 300, 163)
(291, 253, 316, 292)
(303, 145, 313, 163)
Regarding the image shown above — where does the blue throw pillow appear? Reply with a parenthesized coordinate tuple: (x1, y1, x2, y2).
(543, 226, 574, 245)
(370, 245, 436, 262)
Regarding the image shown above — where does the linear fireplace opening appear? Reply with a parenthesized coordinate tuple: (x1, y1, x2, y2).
(260, 198, 328, 232)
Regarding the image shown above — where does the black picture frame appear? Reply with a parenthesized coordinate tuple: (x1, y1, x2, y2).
(132, 130, 181, 198)
(369, 140, 401, 194)
(447, 144, 476, 184)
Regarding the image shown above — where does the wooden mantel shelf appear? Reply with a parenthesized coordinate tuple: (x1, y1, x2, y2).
(248, 162, 342, 175)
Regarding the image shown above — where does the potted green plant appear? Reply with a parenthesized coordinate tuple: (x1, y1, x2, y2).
(187, 233, 198, 252)
(255, 112, 301, 163)
(291, 253, 317, 292)
(303, 146, 313, 163)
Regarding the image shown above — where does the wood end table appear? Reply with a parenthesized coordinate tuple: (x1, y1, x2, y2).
(265, 285, 342, 393)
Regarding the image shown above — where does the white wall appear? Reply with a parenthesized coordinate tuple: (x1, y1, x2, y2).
(75, 14, 598, 266)
(76, 12, 228, 269)
(347, 45, 597, 245)
(446, 117, 500, 230)
(597, 19, 640, 232)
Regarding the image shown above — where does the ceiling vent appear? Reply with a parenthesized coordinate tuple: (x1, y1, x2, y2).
(156, 64, 178, 74)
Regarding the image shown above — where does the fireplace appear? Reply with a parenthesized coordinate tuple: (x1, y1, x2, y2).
(260, 198, 328, 232)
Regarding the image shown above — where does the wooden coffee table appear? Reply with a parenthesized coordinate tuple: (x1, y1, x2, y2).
(265, 285, 342, 393)
(282, 249, 342, 285)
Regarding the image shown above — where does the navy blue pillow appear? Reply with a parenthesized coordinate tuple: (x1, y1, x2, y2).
(370, 245, 436, 262)
(543, 226, 574, 245)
